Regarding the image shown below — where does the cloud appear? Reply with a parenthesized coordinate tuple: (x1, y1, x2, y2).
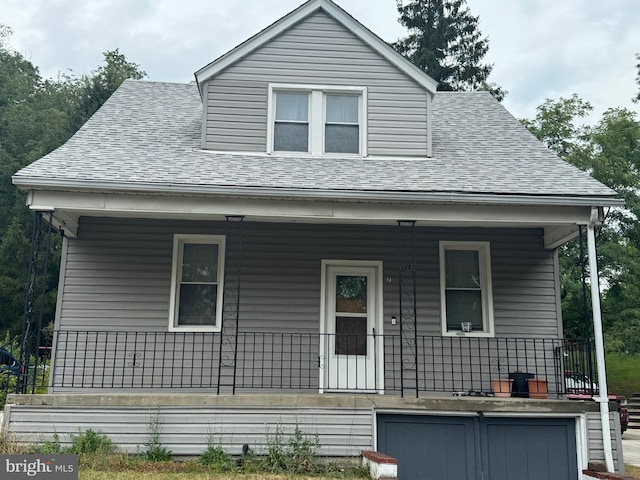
(2, 0, 639, 122)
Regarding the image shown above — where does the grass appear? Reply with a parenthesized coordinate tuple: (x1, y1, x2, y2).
(80, 472, 356, 480)
(606, 353, 640, 398)
(76, 453, 366, 480)
(26, 427, 367, 480)
(626, 464, 640, 477)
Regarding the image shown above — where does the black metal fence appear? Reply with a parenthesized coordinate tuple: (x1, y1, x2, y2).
(0, 336, 50, 406)
(47, 330, 598, 398)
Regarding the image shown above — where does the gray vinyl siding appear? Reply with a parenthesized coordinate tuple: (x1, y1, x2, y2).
(4, 400, 620, 471)
(586, 411, 622, 472)
(4, 405, 373, 456)
(203, 11, 428, 156)
(58, 218, 558, 335)
(51, 217, 561, 393)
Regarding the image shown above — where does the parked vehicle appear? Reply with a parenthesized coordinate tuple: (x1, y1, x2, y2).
(565, 371, 629, 433)
(0, 347, 22, 376)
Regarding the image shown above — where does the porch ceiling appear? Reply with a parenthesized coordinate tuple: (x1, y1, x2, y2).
(26, 188, 601, 248)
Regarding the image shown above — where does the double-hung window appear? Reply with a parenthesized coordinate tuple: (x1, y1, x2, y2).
(274, 92, 309, 152)
(169, 234, 225, 331)
(325, 94, 359, 153)
(268, 85, 366, 155)
(439, 241, 494, 336)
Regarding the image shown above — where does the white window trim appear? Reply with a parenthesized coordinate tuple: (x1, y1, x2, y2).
(439, 241, 494, 337)
(267, 83, 367, 156)
(169, 234, 226, 332)
(318, 259, 384, 394)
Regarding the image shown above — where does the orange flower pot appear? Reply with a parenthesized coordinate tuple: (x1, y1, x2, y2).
(527, 379, 548, 399)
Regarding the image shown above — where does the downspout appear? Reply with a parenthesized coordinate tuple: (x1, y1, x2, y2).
(586, 206, 614, 472)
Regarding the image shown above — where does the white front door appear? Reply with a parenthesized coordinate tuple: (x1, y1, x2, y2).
(320, 261, 383, 392)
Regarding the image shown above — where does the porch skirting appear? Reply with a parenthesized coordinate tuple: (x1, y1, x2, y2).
(1, 393, 620, 470)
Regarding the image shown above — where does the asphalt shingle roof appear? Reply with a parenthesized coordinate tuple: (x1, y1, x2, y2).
(13, 79, 618, 202)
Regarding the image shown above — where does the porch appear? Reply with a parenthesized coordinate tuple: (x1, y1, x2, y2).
(48, 329, 596, 398)
(4, 390, 619, 476)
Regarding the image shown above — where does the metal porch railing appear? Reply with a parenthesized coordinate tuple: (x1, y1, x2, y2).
(46, 330, 598, 398)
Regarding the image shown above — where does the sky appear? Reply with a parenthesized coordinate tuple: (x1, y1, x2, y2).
(2, 0, 639, 123)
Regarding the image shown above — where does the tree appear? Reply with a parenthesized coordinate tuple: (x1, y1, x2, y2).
(393, 0, 501, 96)
(634, 53, 639, 104)
(520, 94, 592, 160)
(0, 27, 146, 336)
(523, 97, 640, 351)
(68, 49, 146, 131)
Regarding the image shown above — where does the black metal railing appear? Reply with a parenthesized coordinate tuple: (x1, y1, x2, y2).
(1, 336, 50, 406)
(49, 330, 596, 398)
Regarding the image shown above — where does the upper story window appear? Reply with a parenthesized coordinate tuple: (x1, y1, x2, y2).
(268, 84, 367, 156)
(274, 92, 309, 152)
(169, 234, 225, 332)
(439, 241, 494, 337)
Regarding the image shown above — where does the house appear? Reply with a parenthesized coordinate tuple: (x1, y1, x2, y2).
(6, 0, 626, 478)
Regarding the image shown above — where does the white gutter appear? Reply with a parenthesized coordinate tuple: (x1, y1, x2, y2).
(587, 206, 614, 472)
(11, 177, 624, 208)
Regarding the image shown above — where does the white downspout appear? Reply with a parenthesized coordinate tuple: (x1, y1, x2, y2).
(586, 206, 614, 472)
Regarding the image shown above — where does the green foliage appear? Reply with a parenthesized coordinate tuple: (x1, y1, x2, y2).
(38, 434, 63, 454)
(286, 426, 319, 473)
(68, 429, 115, 455)
(634, 53, 639, 104)
(38, 430, 115, 456)
(143, 414, 172, 462)
(393, 0, 503, 98)
(521, 94, 593, 159)
(523, 96, 640, 352)
(66, 48, 146, 132)
(198, 440, 234, 471)
(0, 24, 145, 336)
(259, 425, 319, 474)
(606, 353, 640, 399)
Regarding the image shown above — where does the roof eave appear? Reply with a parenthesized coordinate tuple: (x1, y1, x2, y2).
(12, 176, 624, 208)
(193, 0, 438, 96)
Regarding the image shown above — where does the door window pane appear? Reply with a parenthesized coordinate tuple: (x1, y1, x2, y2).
(335, 316, 367, 355)
(336, 275, 367, 313)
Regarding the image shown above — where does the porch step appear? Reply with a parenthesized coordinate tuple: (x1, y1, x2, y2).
(627, 394, 640, 429)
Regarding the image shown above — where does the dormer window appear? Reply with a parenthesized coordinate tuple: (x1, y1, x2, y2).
(325, 94, 359, 153)
(274, 92, 309, 152)
(268, 84, 367, 156)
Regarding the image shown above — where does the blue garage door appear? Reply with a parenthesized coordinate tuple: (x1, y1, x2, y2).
(377, 414, 578, 480)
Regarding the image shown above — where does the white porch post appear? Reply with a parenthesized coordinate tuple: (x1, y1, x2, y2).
(587, 207, 614, 472)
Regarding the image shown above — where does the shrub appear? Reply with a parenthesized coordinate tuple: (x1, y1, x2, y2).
(198, 442, 234, 471)
(68, 428, 114, 455)
(143, 414, 172, 462)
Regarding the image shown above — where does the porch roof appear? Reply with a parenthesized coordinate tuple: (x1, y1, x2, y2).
(13, 80, 620, 207)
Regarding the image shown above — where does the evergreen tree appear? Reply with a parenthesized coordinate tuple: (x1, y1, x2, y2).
(393, 0, 501, 96)
(634, 53, 639, 104)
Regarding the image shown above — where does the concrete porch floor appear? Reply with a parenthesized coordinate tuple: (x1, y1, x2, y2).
(5, 391, 600, 414)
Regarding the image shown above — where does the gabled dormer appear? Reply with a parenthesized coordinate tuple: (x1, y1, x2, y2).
(194, 0, 437, 157)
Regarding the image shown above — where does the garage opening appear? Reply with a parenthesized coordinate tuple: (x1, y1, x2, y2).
(376, 414, 578, 480)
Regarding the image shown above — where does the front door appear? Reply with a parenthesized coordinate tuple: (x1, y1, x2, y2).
(320, 261, 383, 392)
